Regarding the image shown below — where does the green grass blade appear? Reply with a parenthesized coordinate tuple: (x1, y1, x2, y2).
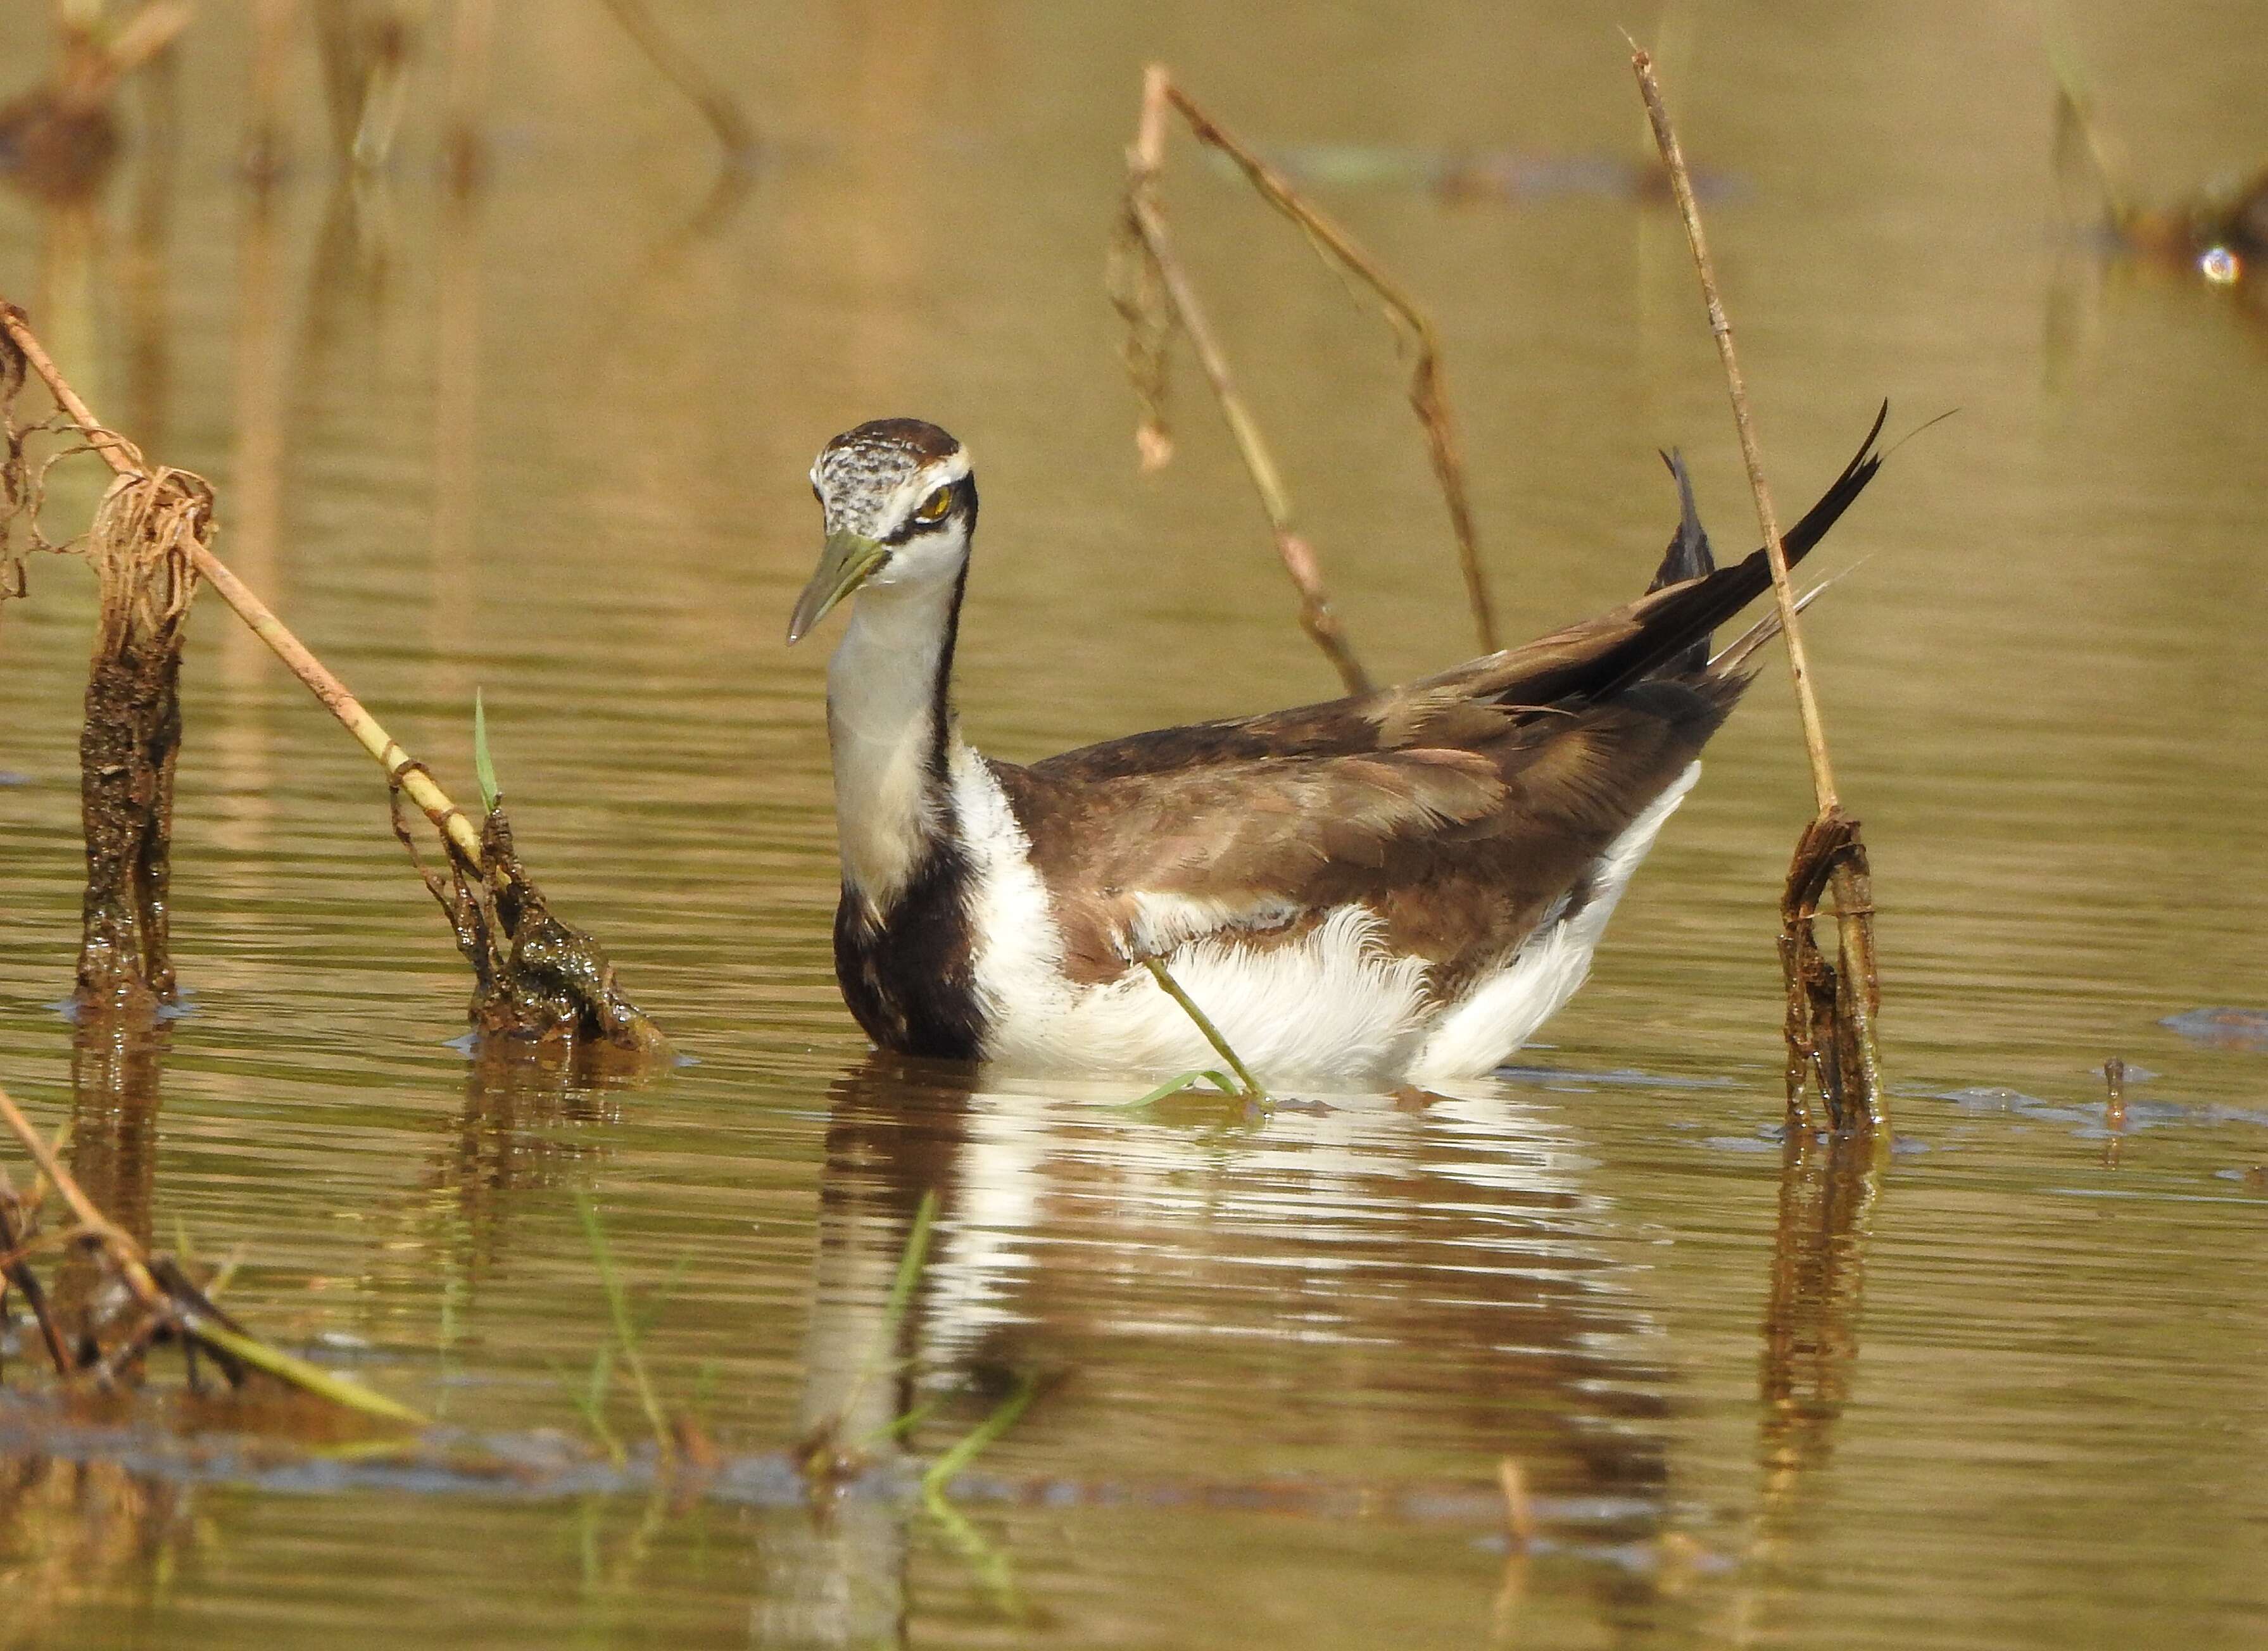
(473, 689, 502, 815)
(576, 1191, 672, 1456)
(1140, 959, 1267, 1101)
(921, 1371, 1040, 1500)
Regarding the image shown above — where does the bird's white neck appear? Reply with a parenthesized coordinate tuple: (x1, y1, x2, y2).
(824, 569, 967, 915)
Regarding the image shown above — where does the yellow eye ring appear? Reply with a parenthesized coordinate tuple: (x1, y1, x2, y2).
(914, 487, 954, 523)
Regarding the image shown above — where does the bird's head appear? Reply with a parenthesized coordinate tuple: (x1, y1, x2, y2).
(788, 418, 977, 644)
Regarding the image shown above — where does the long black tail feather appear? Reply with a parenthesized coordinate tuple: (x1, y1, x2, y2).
(1603, 399, 1888, 698)
(1645, 449, 1717, 674)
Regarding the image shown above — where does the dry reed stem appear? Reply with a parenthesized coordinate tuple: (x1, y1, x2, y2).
(0, 299, 486, 867)
(1630, 52, 1833, 807)
(1151, 75, 1497, 655)
(1629, 49, 1885, 1133)
(1117, 66, 1370, 693)
(0, 1081, 163, 1314)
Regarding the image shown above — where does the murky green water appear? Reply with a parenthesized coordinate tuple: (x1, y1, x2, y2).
(1, 4, 2265, 1647)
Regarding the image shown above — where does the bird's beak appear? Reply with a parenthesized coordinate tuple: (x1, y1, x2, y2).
(787, 529, 888, 644)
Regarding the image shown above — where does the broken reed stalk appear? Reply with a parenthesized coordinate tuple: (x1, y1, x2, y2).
(1, 299, 666, 1055)
(1113, 66, 1499, 688)
(1629, 49, 1885, 1136)
(0, 1079, 424, 1423)
(0, 300, 486, 868)
(1116, 68, 1367, 693)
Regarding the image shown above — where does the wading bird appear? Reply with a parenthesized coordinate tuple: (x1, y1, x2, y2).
(788, 411, 1883, 1085)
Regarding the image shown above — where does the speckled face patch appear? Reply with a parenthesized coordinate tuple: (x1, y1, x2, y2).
(814, 419, 966, 538)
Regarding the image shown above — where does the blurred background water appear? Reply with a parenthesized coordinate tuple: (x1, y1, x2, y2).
(0, 3, 2264, 1647)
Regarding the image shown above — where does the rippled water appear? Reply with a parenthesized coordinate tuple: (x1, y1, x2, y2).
(1, 4, 2265, 1647)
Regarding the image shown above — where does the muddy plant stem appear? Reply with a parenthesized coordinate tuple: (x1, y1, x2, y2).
(0, 301, 485, 865)
(0, 1190, 71, 1377)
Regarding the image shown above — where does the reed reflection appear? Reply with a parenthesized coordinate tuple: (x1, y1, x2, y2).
(1740, 1130, 1875, 1636)
(420, 1041, 633, 1286)
(49, 1017, 167, 1359)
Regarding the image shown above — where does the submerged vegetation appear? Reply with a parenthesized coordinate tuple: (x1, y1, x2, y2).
(0, 1079, 422, 1422)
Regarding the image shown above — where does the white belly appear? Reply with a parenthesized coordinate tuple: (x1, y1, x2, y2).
(950, 748, 1700, 1087)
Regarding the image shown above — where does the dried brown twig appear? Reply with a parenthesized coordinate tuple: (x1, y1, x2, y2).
(1110, 65, 1498, 693)
(1629, 48, 1886, 1136)
(0, 1171, 72, 1378)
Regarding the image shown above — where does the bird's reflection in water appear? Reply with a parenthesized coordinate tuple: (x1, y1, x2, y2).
(760, 1055, 1684, 1647)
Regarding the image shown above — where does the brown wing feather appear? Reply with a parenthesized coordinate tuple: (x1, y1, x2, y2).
(993, 677, 1737, 989)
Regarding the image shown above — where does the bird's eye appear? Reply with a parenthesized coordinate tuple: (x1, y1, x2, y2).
(914, 487, 954, 523)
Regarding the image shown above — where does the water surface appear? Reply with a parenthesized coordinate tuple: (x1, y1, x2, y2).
(1, 4, 2265, 1647)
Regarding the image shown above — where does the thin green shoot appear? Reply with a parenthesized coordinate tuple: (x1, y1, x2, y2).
(550, 1353, 625, 1467)
(855, 1393, 941, 1450)
(305, 1435, 432, 1464)
(690, 1358, 720, 1424)
(881, 1191, 936, 1332)
(921, 1371, 1040, 1502)
(1141, 958, 1267, 1100)
(203, 1252, 243, 1300)
(575, 1191, 672, 1460)
(633, 1256, 693, 1340)
(920, 1372, 1042, 1620)
(1121, 1068, 1242, 1109)
(172, 1218, 244, 1300)
(924, 1491, 1023, 1619)
(473, 688, 502, 815)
